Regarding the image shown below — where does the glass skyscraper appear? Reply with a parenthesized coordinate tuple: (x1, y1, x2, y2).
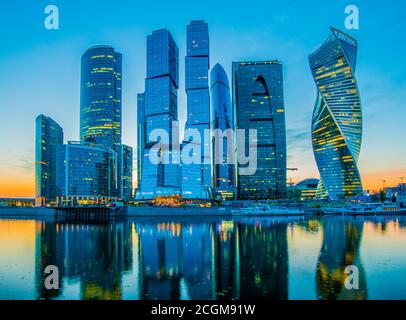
(181, 20, 211, 199)
(140, 29, 180, 199)
(232, 61, 287, 200)
(122, 144, 133, 199)
(136, 92, 145, 190)
(35, 115, 63, 206)
(210, 63, 235, 199)
(80, 45, 123, 197)
(309, 27, 363, 200)
(55, 142, 117, 206)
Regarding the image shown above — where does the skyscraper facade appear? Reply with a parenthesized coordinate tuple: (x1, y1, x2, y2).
(140, 29, 180, 199)
(136, 92, 145, 190)
(35, 115, 63, 206)
(80, 45, 123, 197)
(55, 141, 118, 206)
(210, 63, 235, 199)
(309, 27, 363, 200)
(181, 20, 211, 199)
(233, 61, 287, 200)
(122, 144, 133, 199)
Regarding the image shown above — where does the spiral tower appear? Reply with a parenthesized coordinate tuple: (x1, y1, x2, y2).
(309, 27, 363, 200)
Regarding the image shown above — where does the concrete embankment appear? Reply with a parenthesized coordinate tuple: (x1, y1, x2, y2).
(0, 206, 233, 219)
(0, 207, 54, 219)
(127, 206, 232, 216)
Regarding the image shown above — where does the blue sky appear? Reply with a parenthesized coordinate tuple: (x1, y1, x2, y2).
(0, 0, 405, 196)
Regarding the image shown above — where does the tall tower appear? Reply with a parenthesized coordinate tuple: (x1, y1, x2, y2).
(233, 61, 287, 200)
(80, 45, 122, 197)
(136, 92, 145, 190)
(181, 20, 211, 199)
(122, 144, 133, 199)
(309, 27, 363, 200)
(140, 29, 180, 199)
(35, 115, 63, 206)
(210, 63, 235, 199)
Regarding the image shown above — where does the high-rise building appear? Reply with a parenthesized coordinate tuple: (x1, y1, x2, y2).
(140, 29, 180, 199)
(80, 45, 123, 197)
(210, 63, 235, 199)
(136, 92, 145, 189)
(232, 61, 287, 200)
(35, 115, 63, 206)
(55, 141, 118, 206)
(122, 144, 133, 199)
(181, 20, 211, 200)
(309, 27, 363, 200)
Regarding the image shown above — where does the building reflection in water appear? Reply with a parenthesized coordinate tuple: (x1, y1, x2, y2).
(35, 221, 132, 299)
(316, 217, 367, 300)
(35, 217, 292, 300)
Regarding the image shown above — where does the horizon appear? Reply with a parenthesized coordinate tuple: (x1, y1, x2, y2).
(0, 0, 405, 197)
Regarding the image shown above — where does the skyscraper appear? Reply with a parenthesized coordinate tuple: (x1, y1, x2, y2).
(232, 61, 287, 200)
(136, 92, 145, 190)
(181, 20, 211, 199)
(35, 114, 63, 206)
(55, 141, 118, 206)
(140, 29, 180, 199)
(80, 45, 123, 197)
(309, 27, 363, 200)
(210, 63, 235, 199)
(122, 144, 133, 199)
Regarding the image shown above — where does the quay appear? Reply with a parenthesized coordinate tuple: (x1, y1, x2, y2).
(54, 206, 128, 223)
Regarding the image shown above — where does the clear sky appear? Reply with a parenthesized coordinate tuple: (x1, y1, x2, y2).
(0, 0, 405, 197)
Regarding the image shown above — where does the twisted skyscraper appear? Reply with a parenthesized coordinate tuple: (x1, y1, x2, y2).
(309, 27, 363, 200)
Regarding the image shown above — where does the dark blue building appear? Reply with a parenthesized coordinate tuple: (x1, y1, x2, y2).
(232, 61, 287, 200)
(140, 29, 180, 199)
(35, 114, 63, 206)
(210, 63, 235, 199)
(136, 92, 145, 191)
(181, 20, 211, 199)
(122, 144, 133, 200)
(80, 45, 123, 197)
(56, 141, 118, 206)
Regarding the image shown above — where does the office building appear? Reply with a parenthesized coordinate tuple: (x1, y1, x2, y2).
(181, 20, 211, 199)
(210, 63, 235, 199)
(232, 61, 287, 200)
(35, 114, 63, 206)
(309, 27, 363, 200)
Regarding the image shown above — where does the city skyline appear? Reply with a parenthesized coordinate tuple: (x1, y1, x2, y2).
(1, 0, 405, 197)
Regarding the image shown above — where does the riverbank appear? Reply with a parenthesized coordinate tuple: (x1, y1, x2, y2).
(0, 206, 233, 218)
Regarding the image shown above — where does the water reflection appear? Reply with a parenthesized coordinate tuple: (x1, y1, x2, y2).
(1, 216, 406, 300)
(36, 222, 132, 299)
(316, 218, 367, 300)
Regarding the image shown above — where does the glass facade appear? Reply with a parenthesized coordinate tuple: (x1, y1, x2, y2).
(35, 115, 63, 206)
(80, 45, 123, 197)
(210, 63, 235, 199)
(136, 92, 145, 190)
(140, 29, 180, 199)
(122, 144, 133, 199)
(309, 27, 363, 200)
(56, 142, 117, 203)
(181, 20, 211, 199)
(232, 61, 287, 200)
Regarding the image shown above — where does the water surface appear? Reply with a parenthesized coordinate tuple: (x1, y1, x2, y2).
(0, 215, 405, 300)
